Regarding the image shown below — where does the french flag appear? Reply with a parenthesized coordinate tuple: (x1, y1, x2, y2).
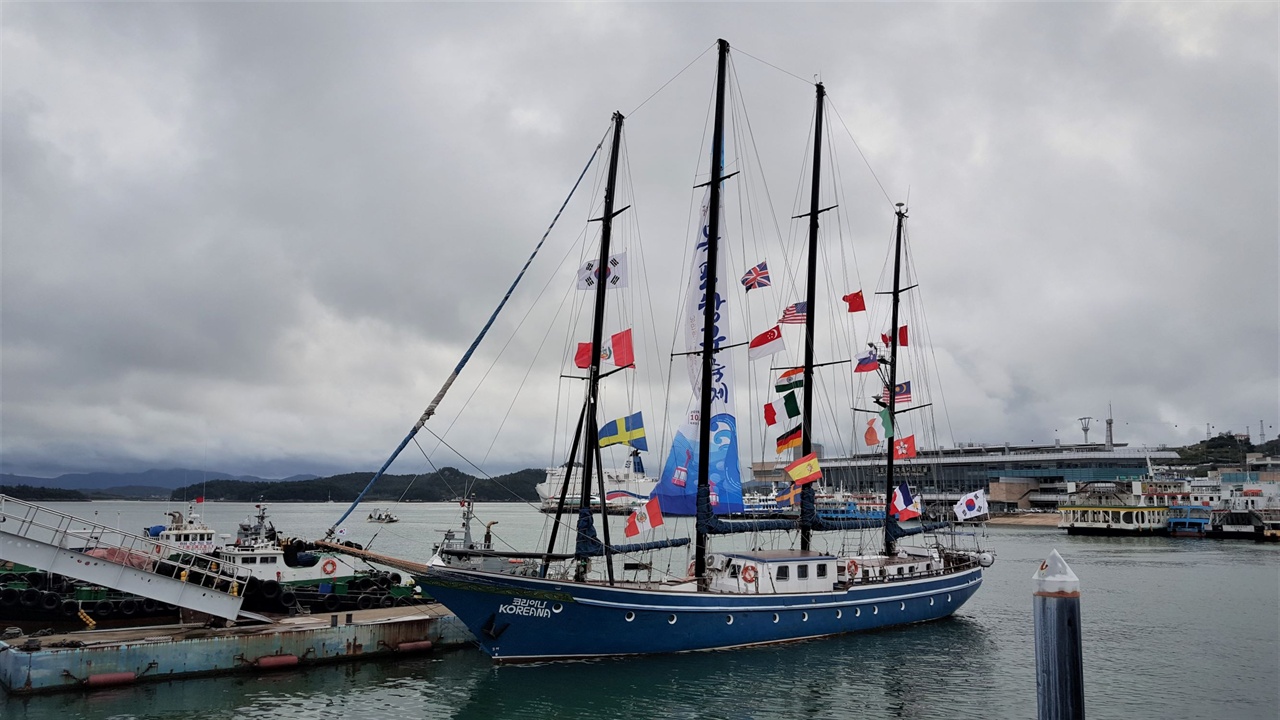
(890, 483, 921, 521)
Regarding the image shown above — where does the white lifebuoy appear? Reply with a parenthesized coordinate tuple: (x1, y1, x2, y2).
(321, 559, 338, 576)
(741, 565, 758, 584)
(846, 559, 860, 577)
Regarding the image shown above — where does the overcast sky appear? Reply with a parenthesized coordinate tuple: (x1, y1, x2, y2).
(3, 3, 1276, 479)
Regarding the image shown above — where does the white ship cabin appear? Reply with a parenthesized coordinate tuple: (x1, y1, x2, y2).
(706, 551, 837, 593)
(155, 510, 217, 555)
(702, 549, 945, 593)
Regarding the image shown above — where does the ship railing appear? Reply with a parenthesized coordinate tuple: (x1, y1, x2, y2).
(0, 494, 252, 593)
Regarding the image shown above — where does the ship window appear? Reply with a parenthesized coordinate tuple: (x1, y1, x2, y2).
(729, 564, 740, 579)
(816, 564, 828, 579)
(243, 557, 257, 564)
(776, 566, 790, 581)
(261, 557, 276, 564)
(797, 565, 809, 580)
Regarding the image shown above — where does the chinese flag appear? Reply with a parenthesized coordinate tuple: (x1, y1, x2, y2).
(842, 290, 866, 313)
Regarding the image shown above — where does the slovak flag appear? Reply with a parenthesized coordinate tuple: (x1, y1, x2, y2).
(890, 483, 921, 521)
(624, 496, 665, 538)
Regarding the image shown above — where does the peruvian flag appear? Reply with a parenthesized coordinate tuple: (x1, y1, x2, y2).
(624, 497, 665, 538)
(880, 326, 909, 347)
(575, 328, 635, 369)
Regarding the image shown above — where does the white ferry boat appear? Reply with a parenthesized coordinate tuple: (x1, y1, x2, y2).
(536, 462, 657, 514)
(1057, 473, 1191, 536)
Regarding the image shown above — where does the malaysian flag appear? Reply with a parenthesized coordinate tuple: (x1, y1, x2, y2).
(882, 381, 912, 404)
(779, 301, 808, 324)
(740, 261, 771, 291)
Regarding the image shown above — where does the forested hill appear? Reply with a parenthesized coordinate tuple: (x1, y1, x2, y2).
(169, 467, 543, 503)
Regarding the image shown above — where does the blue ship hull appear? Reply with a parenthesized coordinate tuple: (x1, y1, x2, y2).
(422, 565, 983, 661)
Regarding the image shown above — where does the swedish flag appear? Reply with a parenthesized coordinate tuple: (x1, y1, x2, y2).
(598, 412, 647, 451)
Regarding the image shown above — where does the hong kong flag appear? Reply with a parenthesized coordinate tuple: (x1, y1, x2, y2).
(893, 434, 918, 460)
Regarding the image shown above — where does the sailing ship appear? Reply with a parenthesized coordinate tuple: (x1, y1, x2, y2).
(411, 40, 991, 661)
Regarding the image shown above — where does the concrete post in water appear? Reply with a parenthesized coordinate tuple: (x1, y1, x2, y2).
(1033, 549, 1084, 720)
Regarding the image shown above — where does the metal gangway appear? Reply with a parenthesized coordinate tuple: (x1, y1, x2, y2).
(0, 495, 250, 620)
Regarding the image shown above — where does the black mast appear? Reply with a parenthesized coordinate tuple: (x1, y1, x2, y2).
(882, 202, 907, 556)
(695, 39, 729, 587)
(799, 82, 826, 552)
(576, 111, 626, 584)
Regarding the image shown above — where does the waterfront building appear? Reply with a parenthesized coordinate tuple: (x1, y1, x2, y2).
(752, 440, 1180, 511)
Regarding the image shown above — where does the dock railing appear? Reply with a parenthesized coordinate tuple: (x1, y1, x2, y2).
(0, 495, 251, 618)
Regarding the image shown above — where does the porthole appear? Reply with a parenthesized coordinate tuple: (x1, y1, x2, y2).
(929, 598, 935, 606)
(855, 607, 861, 617)
(552, 603, 563, 613)
(668, 614, 677, 625)
(947, 594, 952, 602)
(772, 613, 780, 623)
(836, 609, 843, 619)
(899, 602, 906, 611)
(802, 612, 808, 622)
(726, 615, 734, 625)
(624, 611, 635, 622)
(873, 605, 879, 615)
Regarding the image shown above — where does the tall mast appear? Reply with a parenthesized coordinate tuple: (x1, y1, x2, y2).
(799, 82, 826, 552)
(882, 202, 907, 556)
(695, 38, 729, 586)
(576, 111, 626, 583)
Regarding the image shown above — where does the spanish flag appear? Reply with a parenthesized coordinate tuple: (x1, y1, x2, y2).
(776, 425, 802, 453)
(784, 452, 822, 485)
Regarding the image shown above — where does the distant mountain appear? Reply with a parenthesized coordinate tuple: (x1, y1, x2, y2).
(170, 467, 544, 503)
(0, 469, 320, 492)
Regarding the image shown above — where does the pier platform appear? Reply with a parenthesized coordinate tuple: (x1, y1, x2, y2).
(0, 603, 476, 695)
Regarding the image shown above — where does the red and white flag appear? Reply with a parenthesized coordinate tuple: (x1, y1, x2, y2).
(881, 326, 909, 347)
(747, 325, 785, 361)
(624, 497, 665, 538)
(575, 328, 635, 369)
(893, 434, 918, 460)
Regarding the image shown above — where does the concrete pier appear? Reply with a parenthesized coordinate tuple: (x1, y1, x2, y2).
(0, 604, 475, 695)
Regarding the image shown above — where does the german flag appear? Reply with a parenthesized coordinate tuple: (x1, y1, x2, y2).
(775, 425, 802, 454)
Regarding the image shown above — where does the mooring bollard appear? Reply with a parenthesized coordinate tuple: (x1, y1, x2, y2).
(1033, 549, 1084, 720)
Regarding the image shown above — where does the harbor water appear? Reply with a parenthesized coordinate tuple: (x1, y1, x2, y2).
(2, 501, 1277, 719)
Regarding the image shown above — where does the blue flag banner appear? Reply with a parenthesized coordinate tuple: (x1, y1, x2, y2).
(654, 189, 744, 516)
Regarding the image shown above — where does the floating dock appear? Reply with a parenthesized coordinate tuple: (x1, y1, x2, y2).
(0, 604, 475, 695)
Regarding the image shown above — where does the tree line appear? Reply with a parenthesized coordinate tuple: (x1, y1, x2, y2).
(169, 467, 544, 503)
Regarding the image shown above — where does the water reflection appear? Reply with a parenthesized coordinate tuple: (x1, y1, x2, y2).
(450, 617, 997, 720)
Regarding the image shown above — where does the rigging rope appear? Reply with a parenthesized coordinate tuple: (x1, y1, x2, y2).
(326, 135, 607, 536)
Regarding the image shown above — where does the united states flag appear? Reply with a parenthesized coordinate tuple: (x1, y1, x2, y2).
(740, 262, 771, 291)
(779, 301, 807, 324)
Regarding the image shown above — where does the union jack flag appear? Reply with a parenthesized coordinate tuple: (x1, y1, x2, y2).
(882, 381, 912, 404)
(740, 261, 771, 291)
(779, 301, 807, 324)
